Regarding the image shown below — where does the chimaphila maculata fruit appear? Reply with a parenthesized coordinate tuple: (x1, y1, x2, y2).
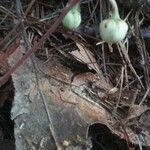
(99, 0, 128, 44)
(62, 3, 81, 30)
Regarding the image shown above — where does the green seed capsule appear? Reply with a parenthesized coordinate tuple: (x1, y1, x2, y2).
(99, 0, 128, 44)
(62, 3, 81, 30)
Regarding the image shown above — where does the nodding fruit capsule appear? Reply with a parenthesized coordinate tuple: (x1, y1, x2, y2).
(62, 3, 81, 30)
(99, 0, 128, 44)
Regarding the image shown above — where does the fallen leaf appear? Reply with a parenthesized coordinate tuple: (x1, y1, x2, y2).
(70, 42, 101, 74)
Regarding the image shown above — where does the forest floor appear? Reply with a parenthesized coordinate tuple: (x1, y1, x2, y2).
(0, 0, 149, 150)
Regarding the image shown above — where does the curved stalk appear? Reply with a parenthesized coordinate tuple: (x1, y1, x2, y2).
(72, 3, 80, 11)
(109, 0, 120, 19)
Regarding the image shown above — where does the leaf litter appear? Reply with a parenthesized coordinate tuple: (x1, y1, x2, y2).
(0, 0, 150, 149)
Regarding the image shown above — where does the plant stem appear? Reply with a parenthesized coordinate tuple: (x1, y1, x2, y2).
(109, 0, 120, 19)
(71, 2, 80, 12)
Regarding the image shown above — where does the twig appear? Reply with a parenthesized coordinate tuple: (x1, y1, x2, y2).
(33, 65, 62, 149)
(135, 135, 143, 150)
(135, 11, 150, 89)
(115, 67, 124, 111)
(128, 89, 139, 113)
(15, 0, 30, 50)
(0, 0, 36, 48)
(86, 0, 99, 25)
(139, 87, 150, 106)
(39, 89, 62, 149)
(124, 41, 129, 87)
(131, 89, 139, 106)
(0, 5, 14, 25)
(118, 42, 144, 89)
(101, 43, 107, 78)
(24, 0, 36, 16)
(117, 43, 128, 88)
(0, 5, 16, 16)
(0, 0, 80, 87)
(0, 23, 20, 49)
(123, 76, 143, 89)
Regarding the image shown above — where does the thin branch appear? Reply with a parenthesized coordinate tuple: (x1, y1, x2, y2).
(0, 0, 80, 87)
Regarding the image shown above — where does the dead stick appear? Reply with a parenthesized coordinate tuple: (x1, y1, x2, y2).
(0, 0, 80, 86)
(0, 0, 36, 48)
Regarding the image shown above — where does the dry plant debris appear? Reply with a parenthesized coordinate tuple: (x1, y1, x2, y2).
(0, 0, 149, 149)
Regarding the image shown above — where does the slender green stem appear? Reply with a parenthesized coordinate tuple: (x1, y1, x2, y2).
(72, 2, 80, 12)
(109, 0, 120, 19)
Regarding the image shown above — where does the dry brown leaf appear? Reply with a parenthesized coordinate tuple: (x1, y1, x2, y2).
(70, 42, 101, 74)
(70, 42, 112, 90)
(72, 72, 111, 91)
